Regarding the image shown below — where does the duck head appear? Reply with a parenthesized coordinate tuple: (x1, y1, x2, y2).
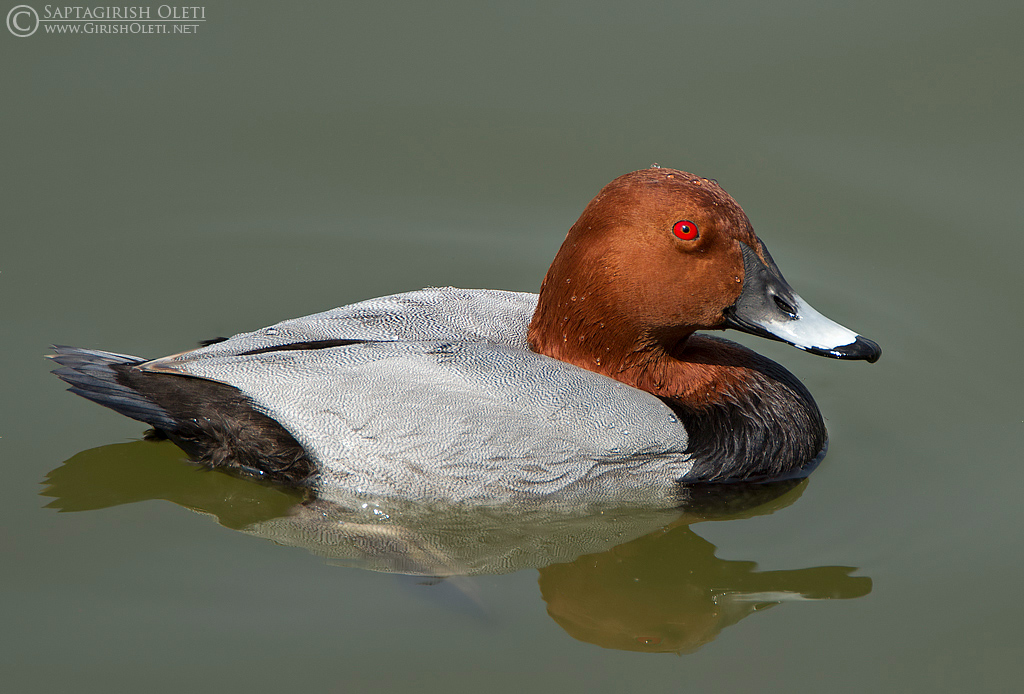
(528, 167, 880, 382)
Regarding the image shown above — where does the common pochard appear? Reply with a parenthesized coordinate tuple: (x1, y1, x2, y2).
(52, 167, 880, 504)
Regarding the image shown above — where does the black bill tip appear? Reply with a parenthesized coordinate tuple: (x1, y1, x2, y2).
(805, 335, 881, 363)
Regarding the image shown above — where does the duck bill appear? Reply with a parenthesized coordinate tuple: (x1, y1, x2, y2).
(723, 242, 881, 363)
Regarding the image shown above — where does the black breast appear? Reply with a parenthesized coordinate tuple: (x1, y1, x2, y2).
(666, 353, 827, 483)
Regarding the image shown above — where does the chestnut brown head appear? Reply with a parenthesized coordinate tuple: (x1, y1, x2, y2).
(529, 167, 880, 364)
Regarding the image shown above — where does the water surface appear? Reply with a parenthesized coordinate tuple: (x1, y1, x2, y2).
(3, 1, 1021, 691)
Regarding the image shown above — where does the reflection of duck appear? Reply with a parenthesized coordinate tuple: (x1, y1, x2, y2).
(51, 168, 879, 503)
(43, 441, 871, 653)
(41, 440, 303, 530)
(540, 524, 871, 654)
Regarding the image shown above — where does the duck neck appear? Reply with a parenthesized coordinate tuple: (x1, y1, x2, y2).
(528, 285, 827, 481)
(527, 265, 710, 400)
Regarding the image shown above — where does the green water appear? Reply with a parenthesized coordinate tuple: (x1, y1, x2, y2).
(3, 1, 1021, 691)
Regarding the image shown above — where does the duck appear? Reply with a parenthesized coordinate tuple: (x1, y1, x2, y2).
(51, 167, 880, 505)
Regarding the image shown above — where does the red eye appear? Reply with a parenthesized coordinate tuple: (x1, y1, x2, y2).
(672, 220, 699, 240)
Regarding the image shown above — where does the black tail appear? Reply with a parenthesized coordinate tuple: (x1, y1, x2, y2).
(50, 346, 180, 429)
(49, 346, 314, 485)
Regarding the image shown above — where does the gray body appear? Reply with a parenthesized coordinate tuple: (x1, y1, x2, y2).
(146, 288, 694, 504)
